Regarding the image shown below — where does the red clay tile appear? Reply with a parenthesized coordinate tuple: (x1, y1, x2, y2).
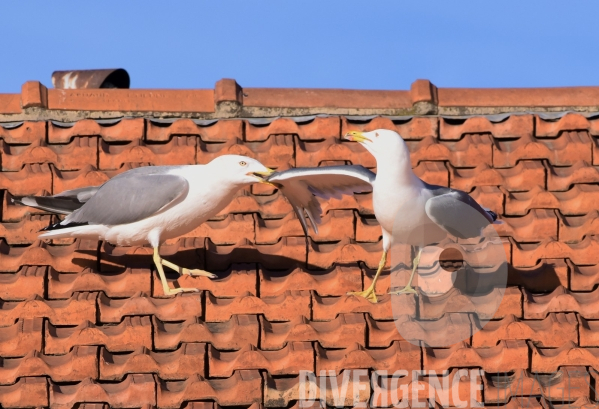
(468, 185, 505, 215)
(419, 287, 522, 320)
(355, 215, 382, 243)
(541, 396, 597, 409)
(0, 377, 48, 408)
(424, 340, 529, 373)
(206, 290, 310, 322)
(0, 163, 52, 195)
(0, 121, 45, 144)
(0, 345, 97, 384)
(197, 134, 295, 169)
(440, 114, 533, 140)
(472, 313, 577, 348)
(0, 318, 43, 357)
(531, 341, 599, 373)
(341, 116, 438, 140)
(308, 238, 384, 270)
(0, 239, 99, 273)
(414, 161, 449, 186)
(153, 315, 259, 350)
(493, 131, 592, 168)
(367, 313, 472, 348)
(49, 268, 150, 299)
(536, 113, 599, 137)
(524, 286, 599, 319)
(259, 264, 361, 297)
(320, 191, 374, 216)
(0, 292, 96, 326)
(570, 260, 599, 292)
(206, 237, 305, 270)
(312, 293, 415, 321)
(99, 136, 196, 170)
(578, 316, 599, 347)
(509, 184, 599, 216)
(147, 118, 242, 142)
(263, 370, 371, 408)
(247, 116, 340, 141)
(260, 314, 366, 350)
(180, 213, 255, 245)
(0, 137, 98, 171)
(2, 190, 48, 221)
(546, 161, 599, 191)
(496, 210, 558, 242)
(449, 161, 546, 192)
(508, 259, 568, 292)
(0, 214, 53, 244)
(48, 118, 144, 143)
(407, 134, 493, 167)
(44, 316, 152, 354)
(98, 292, 202, 323)
(209, 342, 313, 376)
(217, 189, 295, 219)
(316, 340, 420, 374)
(50, 374, 156, 409)
(483, 367, 590, 404)
(512, 237, 599, 267)
(153, 263, 257, 298)
(255, 209, 355, 244)
(0, 265, 45, 300)
(100, 343, 205, 380)
(296, 137, 376, 168)
(157, 370, 261, 408)
(558, 211, 599, 243)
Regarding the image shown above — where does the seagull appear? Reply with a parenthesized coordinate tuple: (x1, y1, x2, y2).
(15, 155, 275, 296)
(266, 129, 499, 303)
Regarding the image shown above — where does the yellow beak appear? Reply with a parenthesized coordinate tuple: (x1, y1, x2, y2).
(249, 168, 276, 186)
(344, 131, 371, 143)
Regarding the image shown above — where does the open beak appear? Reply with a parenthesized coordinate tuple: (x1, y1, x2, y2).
(343, 131, 371, 143)
(249, 168, 276, 186)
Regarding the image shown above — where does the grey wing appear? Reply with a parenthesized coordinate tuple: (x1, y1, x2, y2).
(424, 186, 496, 239)
(63, 173, 188, 226)
(14, 186, 101, 215)
(267, 165, 375, 235)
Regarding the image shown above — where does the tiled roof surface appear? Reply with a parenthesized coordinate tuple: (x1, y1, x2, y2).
(1, 79, 599, 407)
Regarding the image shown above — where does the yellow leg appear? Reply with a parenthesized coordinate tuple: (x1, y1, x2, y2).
(347, 250, 387, 304)
(153, 247, 202, 295)
(160, 258, 216, 278)
(389, 248, 422, 295)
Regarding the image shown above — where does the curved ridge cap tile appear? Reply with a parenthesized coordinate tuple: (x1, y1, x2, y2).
(260, 314, 366, 350)
(152, 315, 259, 350)
(247, 116, 340, 142)
(208, 342, 313, 377)
(99, 343, 205, 381)
(312, 292, 415, 321)
(48, 118, 144, 143)
(440, 114, 533, 140)
(524, 285, 599, 319)
(148, 119, 243, 142)
(157, 370, 262, 407)
(205, 290, 310, 322)
(536, 112, 599, 137)
(97, 291, 203, 323)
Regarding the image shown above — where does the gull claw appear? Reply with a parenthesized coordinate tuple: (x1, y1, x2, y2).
(181, 268, 217, 278)
(347, 287, 378, 304)
(164, 287, 201, 295)
(389, 286, 418, 296)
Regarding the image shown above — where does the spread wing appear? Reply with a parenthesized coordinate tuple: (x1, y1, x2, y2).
(424, 185, 497, 239)
(267, 165, 375, 235)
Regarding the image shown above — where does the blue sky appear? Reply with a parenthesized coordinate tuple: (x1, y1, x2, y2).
(0, 1, 597, 92)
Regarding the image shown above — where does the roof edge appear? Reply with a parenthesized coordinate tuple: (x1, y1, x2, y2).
(1, 79, 598, 121)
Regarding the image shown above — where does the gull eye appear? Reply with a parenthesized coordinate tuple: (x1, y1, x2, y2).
(239, 161, 247, 166)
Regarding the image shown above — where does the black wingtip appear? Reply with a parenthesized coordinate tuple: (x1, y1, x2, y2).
(487, 210, 498, 222)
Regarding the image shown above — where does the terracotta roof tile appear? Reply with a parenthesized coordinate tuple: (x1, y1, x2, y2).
(0, 376, 48, 408)
(508, 259, 568, 292)
(49, 268, 151, 299)
(531, 341, 599, 372)
(312, 293, 415, 321)
(296, 137, 376, 167)
(0, 214, 53, 244)
(524, 286, 599, 319)
(439, 114, 533, 140)
(98, 292, 203, 323)
(0, 121, 45, 144)
(152, 315, 259, 350)
(570, 261, 599, 292)
(0, 318, 43, 357)
(45, 316, 152, 354)
(0, 292, 97, 326)
(48, 118, 144, 143)
(535, 113, 599, 137)
(408, 134, 493, 167)
(341, 116, 438, 140)
(449, 161, 546, 192)
(1, 137, 98, 171)
(0, 265, 46, 300)
(99, 136, 196, 169)
(147, 118, 242, 142)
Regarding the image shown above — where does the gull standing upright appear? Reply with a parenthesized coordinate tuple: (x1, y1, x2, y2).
(15, 155, 274, 296)
(266, 129, 499, 303)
